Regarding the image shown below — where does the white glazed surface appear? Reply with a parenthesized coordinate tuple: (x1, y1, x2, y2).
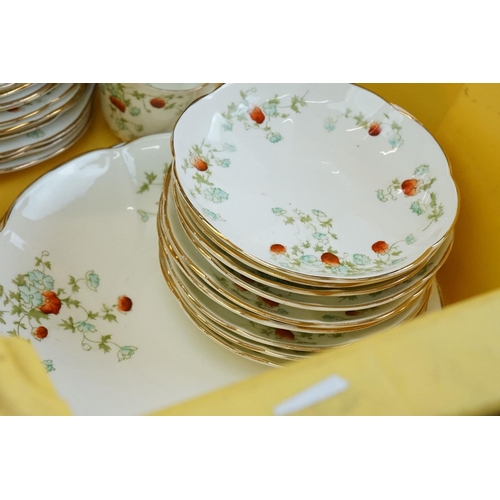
(173, 83, 459, 281)
(0, 134, 268, 415)
(99, 83, 219, 141)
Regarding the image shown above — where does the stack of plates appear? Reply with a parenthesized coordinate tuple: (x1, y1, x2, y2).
(0, 83, 95, 173)
(157, 83, 459, 366)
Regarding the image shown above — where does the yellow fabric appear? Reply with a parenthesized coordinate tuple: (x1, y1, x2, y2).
(0, 337, 71, 416)
(1, 84, 500, 416)
(152, 288, 500, 416)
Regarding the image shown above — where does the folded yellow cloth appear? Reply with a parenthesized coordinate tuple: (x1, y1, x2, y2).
(0, 337, 71, 416)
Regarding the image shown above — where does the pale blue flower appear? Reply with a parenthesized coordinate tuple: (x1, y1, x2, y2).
(19, 285, 43, 307)
(204, 187, 229, 204)
(202, 208, 224, 222)
(414, 164, 430, 177)
(28, 269, 54, 291)
(42, 360, 55, 373)
(86, 271, 100, 291)
(406, 234, 416, 245)
(410, 202, 425, 215)
(76, 321, 96, 333)
(388, 134, 404, 147)
(338, 265, 349, 275)
(312, 209, 327, 217)
(220, 159, 231, 168)
(353, 254, 370, 265)
(272, 207, 285, 215)
(312, 232, 328, 243)
(324, 117, 336, 132)
(222, 122, 233, 131)
(118, 346, 137, 361)
(263, 102, 278, 117)
(223, 143, 236, 152)
(376, 190, 386, 202)
(129, 107, 141, 116)
(299, 255, 318, 264)
(391, 258, 406, 265)
(267, 132, 283, 143)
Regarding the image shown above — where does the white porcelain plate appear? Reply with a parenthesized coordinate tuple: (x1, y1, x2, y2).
(173, 83, 459, 281)
(0, 134, 269, 415)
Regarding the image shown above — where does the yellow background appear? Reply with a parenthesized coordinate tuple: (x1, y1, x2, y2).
(2, 84, 500, 415)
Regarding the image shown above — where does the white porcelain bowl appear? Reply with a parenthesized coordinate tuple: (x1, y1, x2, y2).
(172, 83, 459, 283)
(99, 83, 219, 141)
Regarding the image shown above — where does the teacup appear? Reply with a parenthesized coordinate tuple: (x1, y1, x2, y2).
(99, 83, 219, 141)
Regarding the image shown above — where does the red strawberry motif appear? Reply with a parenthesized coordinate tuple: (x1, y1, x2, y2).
(117, 295, 133, 312)
(7, 107, 21, 112)
(150, 97, 167, 109)
(110, 96, 126, 112)
(321, 252, 340, 266)
(234, 283, 248, 292)
(401, 179, 418, 196)
(190, 157, 208, 171)
(258, 296, 279, 308)
(368, 122, 382, 136)
(32, 326, 48, 340)
(249, 106, 265, 124)
(372, 241, 389, 254)
(275, 328, 295, 340)
(270, 244, 286, 254)
(39, 291, 61, 315)
(345, 310, 359, 317)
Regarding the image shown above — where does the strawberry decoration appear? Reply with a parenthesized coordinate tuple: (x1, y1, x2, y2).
(117, 295, 133, 312)
(190, 157, 208, 171)
(258, 296, 280, 308)
(249, 106, 265, 124)
(371, 241, 389, 254)
(150, 97, 167, 109)
(32, 326, 48, 340)
(275, 328, 295, 340)
(368, 122, 382, 136)
(270, 244, 286, 254)
(110, 96, 126, 113)
(321, 252, 340, 266)
(401, 179, 418, 196)
(39, 291, 61, 315)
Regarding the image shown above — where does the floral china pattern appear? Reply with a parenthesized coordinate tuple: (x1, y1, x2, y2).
(247, 321, 345, 345)
(136, 162, 169, 221)
(323, 110, 404, 147)
(220, 87, 308, 143)
(99, 83, 188, 140)
(269, 206, 417, 276)
(376, 164, 445, 230)
(180, 140, 236, 218)
(0, 251, 137, 372)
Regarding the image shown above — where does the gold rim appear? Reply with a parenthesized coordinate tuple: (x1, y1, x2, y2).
(0, 84, 88, 138)
(160, 241, 432, 352)
(0, 97, 92, 161)
(159, 188, 433, 331)
(0, 100, 93, 176)
(170, 83, 460, 287)
(160, 212, 431, 335)
(162, 166, 453, 309)
(0, 83, 58, 112)
(168, 170, 448, 297)
(158, 252, 283, 367)
(0, 83, 81, 128)
(0, 83, 32, 97)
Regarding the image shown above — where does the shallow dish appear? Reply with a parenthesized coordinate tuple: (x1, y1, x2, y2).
(172, 83, 459, 284)
(0, 133, 270, 415)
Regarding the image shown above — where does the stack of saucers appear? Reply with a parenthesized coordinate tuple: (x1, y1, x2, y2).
(0, 83, 95, 173)
(157, 83, 459, 366)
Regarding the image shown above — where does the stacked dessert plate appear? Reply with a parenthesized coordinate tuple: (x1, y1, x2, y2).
(157, 83, 459, 366)
(0, 83, 95, 173)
